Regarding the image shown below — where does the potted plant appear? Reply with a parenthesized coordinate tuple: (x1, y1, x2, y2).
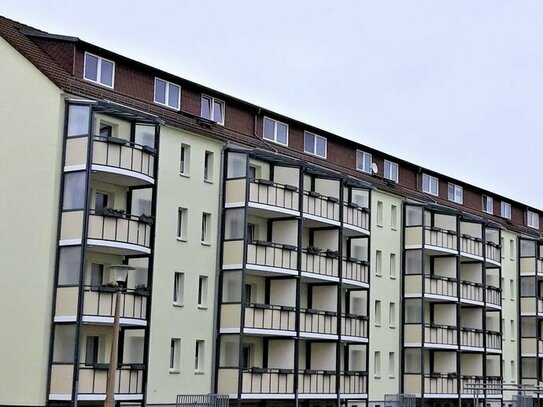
(107, 136, 127, 146)
(99, 282, 118, 293)
(306, 245, 321, 256)
(102, 207, 125, 218)
(134, 284, 150, 296)
(139, 214, 154, 225)
(325, 249, 339, 259)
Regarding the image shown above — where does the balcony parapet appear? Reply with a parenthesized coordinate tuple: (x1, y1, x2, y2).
(243, 303, 296, 334)
(343, 202, 370, 234)
(486, 285, 501, 308)
(81, 286, 147, 324)
(248, 179, 299, 213)
(299, 369, 336, 395)
(485, 241, 501, 265)
(460, 327, 484, 350)
(245, 241, 298, 274)
(460, 234, 484, 259)
(342, 257, 369, 287)
(424, 373, 458, 395)
(341, 314, 368, 341)
(425, 227, 457, 252)
(425, 275, 457, 299)
(486, 330, 502, 352)
(300, 308, 338, 338)
(460, 280, 484, 304)
(301, 249, 339, 281)
(424, 324, 458, 347)
(302, 191, 341, 225)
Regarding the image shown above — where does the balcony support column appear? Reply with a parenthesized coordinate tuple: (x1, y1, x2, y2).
(105, 286, 122, 407)
(336, 182, 345, 405)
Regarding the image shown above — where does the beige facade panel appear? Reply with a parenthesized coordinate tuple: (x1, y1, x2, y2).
(65, 137, 88, 167)
(60, 210, 84, 241)
(49, 364, 74, 394)
(55, 287, 79, 317)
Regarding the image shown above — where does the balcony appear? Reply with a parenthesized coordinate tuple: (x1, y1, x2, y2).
(485, 285, 501, 308)
(215, 367, 294, 397)
(460, 234, 484, 260)
(424, 374, 458, 395)
(342, 257, 369, 287)
(243, 303, 296, 335)
(341, 314, 368, 342)
(340, 371, 367, 397)
(485, 242, 501, 265)
(460, 280, 484, 304)
(81, 287, 148, 325)
(486, 331, 502, 352)
(244, 241, 298, 275)
(299, 370, 336, 397)
(300, 308, 338, 339)
(248, 179, 299, 216)
(424, 324, 458, 348)
(302, 191, 341, 226)
(404, 226, 457, 253)
(460, 328, 484, 351)
(425, 275, 457, 300)
(342, 203, 370, 235)
(91, 137, 155, 185)
(301, 249, 339, 282)
(87, 211, 152, 255)
(461, 376, 502, 396)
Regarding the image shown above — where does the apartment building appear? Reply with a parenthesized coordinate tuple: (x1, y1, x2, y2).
(0, 15, 541, 407)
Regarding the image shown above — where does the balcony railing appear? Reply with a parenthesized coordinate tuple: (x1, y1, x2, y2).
(461, 376, 502, 395)
(299, 370, 336, 394)
(303, 191, 340, 223)
(486, 285, 502, 307)
(342, 257, 369, 285)
(246, 241, 298, 272)
(424, 324, 458, 346)
(88, 211, 152, 251)
(82, 286, 148, 321)
(243, 303, 296, 333)
(460, 328, 484, 349)
(486, 330, 502, 351)
(460, 235, 484, 258)
(92, 136, 155, 181)
(425, 275, 457, 298)
(241, 368, 295, 394)
(425, 227, 457, 251)
(341, 314, 368, 339)
(301, 250, 339, 279)
(460, 280, 484, 303)
(249, 179, 299, 212)
(485, 242, 501, 264)
(300, 308, 337, 336)
(343, 203, 370, 232)
(340, 371, 367, 395)
(78, 364, 144, 395)
(424, 374, 458, 394)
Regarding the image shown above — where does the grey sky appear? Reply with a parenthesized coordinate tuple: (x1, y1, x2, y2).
(3, 0, 542, 208)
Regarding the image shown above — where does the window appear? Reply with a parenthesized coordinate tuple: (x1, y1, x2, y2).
(173, 272, 184, 306)
(242, 344, 252, 369)
(263, 117, 288, 145)
(389, 302, 396, 328)
(195, 340, 205, 372)
(99, 123, 113, 137)
(356, 150, 372, 173)
(510, 279, 515, 300)
(63, 172, 86, 210)
(94, 192, 109, 214)
(244, 284, 253, 303)
(201, 213, 211, 244)
(389, 253, 397, 279)
(510, 239, 515, 260)
(422, 174, 438, 196)
(170, 338, 181, 372)
(204, 151, 214, 182)
(374, 351, 381, 378)
(90, 264, 103, 287)
(67, 104, 90, 137)
(376, 201, 383, 226)
(198, 276, 208, 307)
(304, 131, 327, 158)
(501, 202, 511, 220)
(510, 320, 515, 341)
(177, 208, 187, 241)
(85, 336, 99, 366)
(447, 183, 463, 204)
(388, 352, 395, 378)
(527, 210, 540, 229)
(201, 95, 225, 125)
(482, 195, 493, 214)
(391, 205, 398, 229)
(247, 223, 255, 242)
(154, 78, 181, 110)
(375, 300, 381, 326)
(180, 144, 191, 176)
(384, 160, 398, 182)
(84, 52, 114, 88)
(375, 250, 382, 276)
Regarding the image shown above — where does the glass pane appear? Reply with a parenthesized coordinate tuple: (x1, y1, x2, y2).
(263, 118, 275, 141)
(168, 84, 180, 108)
(404, 299, 422, 323)
(222, 271, 242, 303)
(521, 240, 536, 257)
(521, 317, 536, 337)
(316, 137, 326, 157)
(304, 132, 314, 153)
(520, 277, 535, 297)
(154, 79, 166, 104)
(213, 100, 223, 123)
(84, 54, 98, 81)
(131, 188, 152, 216)
(134, 124, 155, 148)
(201, 97, 211, 119)
(405, 250, 422, 274)
(63, 172, 86, 210)
(53, 324, 76, 363)
(227, 152, 247, 178)
(351, 189, 369, 208)
(277, 123, 288, 144)
(522, 358, 537, 377)
(100, 60, 114, 87)
(224, 209, 245, 240)
(58, 246, 81, 286)
(405, 206, 423, 226)
(404, 348, 421, 373)
(67, 105, 90, 137)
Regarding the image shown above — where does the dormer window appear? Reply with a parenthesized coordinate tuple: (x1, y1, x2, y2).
(201, 95, 225, 125)
(84, 52, 114, 88)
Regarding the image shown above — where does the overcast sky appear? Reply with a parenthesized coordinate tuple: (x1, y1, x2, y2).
(3, 1, 542, 208)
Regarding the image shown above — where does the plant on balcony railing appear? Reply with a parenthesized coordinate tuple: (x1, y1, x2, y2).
(134, 284, 150, 296)
(325, 249, 339, 259)
(99, 282, 119, 293)
(306, 245, 321, 255)
(101, 207, 126, 218)
(138, 214, 154, 225)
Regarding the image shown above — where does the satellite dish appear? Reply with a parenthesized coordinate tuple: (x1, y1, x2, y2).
(371, 163, 379, 174)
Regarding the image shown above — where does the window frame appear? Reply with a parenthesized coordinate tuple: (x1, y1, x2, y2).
(263, 116, 289, 146)
(195, 340, 205, 372)
(384, 160, 399, 182)
(501, 201, 512, 220)
(356, 150, 372, 174)
(303, 131, 327, 159)
(173, 272, 185, 306)
(201, 94, 225, 125)
(180, 144, 191, 176)
(177, 208, 188, 241)
(201, 213, 211, 245)
(447, 183, 463, 204)
(83, 52, 115, 88)
(170, 338, 181, 373)
(422, 173, 439, 196)
(204, 151, 214, 182)
(154, 77, 181, 110)
(527, 210, 540, 229)
(482, 195, 494, 214)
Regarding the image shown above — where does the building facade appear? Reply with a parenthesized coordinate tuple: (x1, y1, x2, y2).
(0, 15, 541, 407)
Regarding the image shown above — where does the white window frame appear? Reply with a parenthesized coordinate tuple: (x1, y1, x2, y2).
(173, 272, 184, 306)
(501, 201, 511, 220)
(447, 183, 463, 204)
(201, 213, 211, 245)
(204, 151, 214, 182)
(482, 195, 494, 214)
(422, 174, 439, 196)
(356, 150, 372, 173)
(83, 52, 115, 88)
(303, 131, 327, 158)
(195, 340, 205, 372)
(263, 117, 289, 146)
(170, 338, 181, 373)
(384, 160, 399, 182)
(527, 210, 540, 229)
(154, 78, 181, 110)
(201, 94, 225, 125)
